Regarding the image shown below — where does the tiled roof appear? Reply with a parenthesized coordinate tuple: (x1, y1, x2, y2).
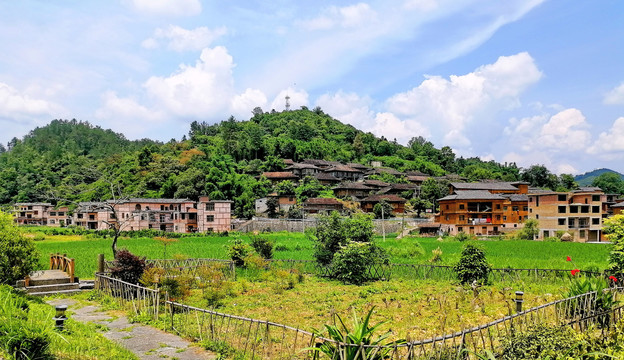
(407, 175, 429, 182)
(346, 162, 371, 170)
(507, 194, 529, 202)
(362, 180, 390, 188)
(325, 165, 363, 173)
(314, 172, 341, 181)
(439, 190, 505, 201)
(405, 170, 428, 176)
(14, 202, 52, 206)
(333, 182, 374, 190)
(612, 201, 624, 208)
(304, 198, 343, 205)
(261, 171, 298, 179)
(111, 198, 192, 204)
(451, 182, 519, 191)
(286, 163, 321, 170)
(361, 194, 407, 203)
(574, 187, 603, 193)
(367, 167, 404, 176)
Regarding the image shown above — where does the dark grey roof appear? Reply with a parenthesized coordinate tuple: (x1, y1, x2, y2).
(612, 201, 624, 208)
(574, 187, 603, 193)
(451, 182, 519, 191)
(333, 182, 374, 190)
(507, 194, 529, 202)
(439, 190, 506, 201)
(286, 163, 321, 170)
(14, 202, 52, 206)
(113, 198, 193, 204)
(314, 172, 341, 181)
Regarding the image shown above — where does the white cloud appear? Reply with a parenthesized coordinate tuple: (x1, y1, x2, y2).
(368, 112, 431, 142)
(537, 108, 591, 150)
(126, 0, 201, 16)
(315, 91, 375, 127)
(298, 3, 378, 31)
(0, 82, 64, 120)
(144, 46, 234, 118)
(604, 83, 624, 105)
(556, 163, 578, 175)
(143, 25, 227, 52)
(94, 91, 166, 138)
(384, 52, 542, 147)
(587, 117, 624, 155)
(231, 89, 268, 119)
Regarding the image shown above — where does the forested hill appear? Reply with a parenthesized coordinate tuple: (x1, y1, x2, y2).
(0, 109, 535, 218)
(575, 168, 624, 186)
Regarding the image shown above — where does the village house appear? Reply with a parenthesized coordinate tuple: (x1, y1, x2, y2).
(313, 172, 341, 186)
(324, 165, 364, 181)
(333, 182, 375, 199)
(303, 197, 344, 215)
(260, 171, 299, 184)
(285, 163, 321, 177)
(360, 194, 407, 215)
(435, 182, 530, 236)
(528, 187, 606, 242)
(13, 203, 72, 226)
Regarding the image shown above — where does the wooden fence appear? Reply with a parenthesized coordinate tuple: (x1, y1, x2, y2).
(94, 273, 160, 319)
(164, 287, 624, 359)
(104, 258, 236, 280)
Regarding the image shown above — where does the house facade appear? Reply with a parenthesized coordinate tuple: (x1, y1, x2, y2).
(527, 188, 606, 242)
(13, 203, 72, 226)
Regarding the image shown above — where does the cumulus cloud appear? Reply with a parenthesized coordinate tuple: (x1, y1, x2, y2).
(587, 117, 624, 155)
(0, 82, 64, 120)
(368, 112, 431, 142)
(298, 3, 378, 31)
(126, 0, 201, 16)
(315, 91, 375, 127)
(604, 83, 624, 105)
(231, 89, 268, 119)
(269, 88, 309, 112)
(142, 25, 227, 52)
(383, 52, 542, 147)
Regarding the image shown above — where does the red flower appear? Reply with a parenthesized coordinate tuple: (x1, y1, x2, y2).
(571, 269, 580, 276)
(609, 276, 618, 282)
(566, 256, 572, 262)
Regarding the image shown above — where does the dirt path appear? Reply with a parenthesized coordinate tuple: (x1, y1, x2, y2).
(47, 299, 217, 360)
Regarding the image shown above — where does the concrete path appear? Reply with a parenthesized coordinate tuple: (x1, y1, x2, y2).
(47, 299, 217, 360)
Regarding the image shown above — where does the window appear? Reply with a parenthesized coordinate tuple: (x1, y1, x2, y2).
(77, 213, 83, 219)
(580, 230, 586, 238)
(110, 213, 116, 219)
(592, 195, 600, 202)
(205, 203, 215, 211)
(558, 194, 567, 201)
(503, 206, 508, 211)
(445, 215, 450, 220)
(160, 205, 165, 211)
(496, 215, 501, 220)
(581, 206, 589, 213)
(135, 204, 141, 211)
(207, 215, 214, 222)
(50, 219, 55, 224)
(459, 204, 464, 210)
(592, 206, 600, 213)
(523, 206, 528, 211)
(496, 204, 501, 210)
(503, 216, 507, 221)
(445, 205, 449, 210)
(58, 212, 64, 216)
(524, 215, 528, 220)
(459, 215, 465, 221)
(457, 227, 463, 232)
(543, 230, 550, 238)
(512, 206, 519, 211)
(592, 218, 600, 225)
(558, 218, 566, 225)
(558, 206, 566, 213)
(50, 211, 57, 216)
(570, 206, 578, 213)
(536, 214, 539, 219)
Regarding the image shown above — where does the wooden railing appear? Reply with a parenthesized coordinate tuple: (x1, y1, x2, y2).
(50, 253, 75, 282)
(95, 273, 160, 319)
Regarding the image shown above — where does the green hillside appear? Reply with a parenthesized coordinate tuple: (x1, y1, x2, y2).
(575, 168, 624, 186)
(0, 109, 572, 217)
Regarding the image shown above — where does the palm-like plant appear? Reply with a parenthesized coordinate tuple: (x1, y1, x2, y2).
(309, 307, 404, 360)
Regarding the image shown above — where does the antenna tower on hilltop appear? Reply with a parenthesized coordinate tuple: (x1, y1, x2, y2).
(285, 94, 291, 111)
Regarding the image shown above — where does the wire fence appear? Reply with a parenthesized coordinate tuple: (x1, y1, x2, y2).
(164, 287, 624, 359)
(104, 258, 236, 280)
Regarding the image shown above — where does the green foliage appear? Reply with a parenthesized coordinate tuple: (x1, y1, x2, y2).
(453, 243, 491, 285)
(313, 212, 348, 266)
(521, 164, 559, 190)
(386, 239, 425, 259)
(517, 219, 540, 240)
(266, 197, 279, 218)
(499, 324, 579, 360)
(592, 171, 624, 194)
(454, 232, 474, 242)
(330, 242, 389, 285)
(227, 238, 252, 267)
(604, 215, 624, 277)
(309, 307, 404, 360)
(109, 249, 147, 284)
(373, 200, 393, 219)
(0, 211, 39, 285)
(249, 236, 274, 259)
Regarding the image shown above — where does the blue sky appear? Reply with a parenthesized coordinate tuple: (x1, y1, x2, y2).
(1, 0, 623, 175)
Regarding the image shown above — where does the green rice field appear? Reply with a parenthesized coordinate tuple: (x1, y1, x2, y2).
(29, 230, 611, 279)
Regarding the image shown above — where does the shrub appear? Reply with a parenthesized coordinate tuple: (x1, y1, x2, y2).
(0, 211, 39, 285)
(430, 247, 443, 263)
(499, 324, 578, 360)
(227, 239, 252, 267)
(330, 242, 388, 285)
(453, 243, 491, 285)
(109, 249, 147, 284)
(274, 244, 289, 251)
(605, 215, 624, 278)
(387, 239, 425, 259)
(250, 236, 274, 259)
(564, 276, 618, 328)
(454, 232, 474, 242)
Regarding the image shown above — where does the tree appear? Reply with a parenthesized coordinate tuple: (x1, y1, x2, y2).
(313, 211, 347, 266)
(592, 172, 624, 194)
(373, 200, 393, 219)
(0, 211, 39, 285)
(410, 197, 432, 217)
(266, 197, 279, 218)
(453, 243, 491, 285)
(295, 176, 324, 202)
(518, 219, 540, 240)
(604, 215, 624, 278)
(559, 174, 578, 191)
(521, 165, 558, 189)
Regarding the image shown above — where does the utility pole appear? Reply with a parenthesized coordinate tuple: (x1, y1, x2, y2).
(381, 204, 386, 242)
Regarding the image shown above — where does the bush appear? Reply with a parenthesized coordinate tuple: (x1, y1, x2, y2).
(110, 249, 147, 284)
(430, 247, 443, 263)
(386, 239, 424, 259)
(274, 244, 289, 251)
(499, 324, 578, 360)
(330, 242, 389, 285)
(605, 215, 624, 278)
(227, 239, 252, 267)
(454, 232, 474, 242)
(0, 212, 39, 285)
(249, 236, 274, 259)
(453, 243, 491, 285)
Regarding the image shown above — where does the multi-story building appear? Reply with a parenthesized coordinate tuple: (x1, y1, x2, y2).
(51, 197, 232, 234)
(13, 203, 71, 226)
(435, 182, 530, 236)
(527, 187, 606, 242)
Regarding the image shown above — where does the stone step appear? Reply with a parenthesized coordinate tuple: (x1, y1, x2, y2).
(25, 282, 80, 294)
(29, 289, 84, 297)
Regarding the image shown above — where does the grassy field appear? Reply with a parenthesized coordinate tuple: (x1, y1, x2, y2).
(29, 230, 611, 279)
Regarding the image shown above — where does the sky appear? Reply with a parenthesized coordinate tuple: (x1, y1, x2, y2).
(0, 0, 623, 175)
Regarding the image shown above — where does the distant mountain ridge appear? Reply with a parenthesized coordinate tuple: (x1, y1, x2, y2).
(575, 168, 624, 186)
